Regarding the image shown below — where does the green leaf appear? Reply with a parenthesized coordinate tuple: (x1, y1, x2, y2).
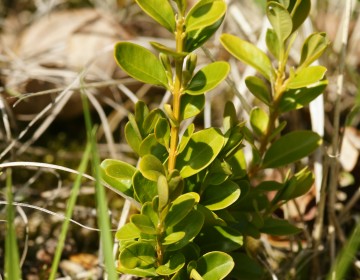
(114, 42, 168, 87)
(162, 232, 186, 245)
(280, 167, 314, 200)
(266, 28, 281, 59)
(267, 1, 293, 42)
(119, 242, 157, 269)
(257, 180, 284, 192)
(261, 217, 302, 235)
(185, 17, 224, 52)
(168, 170, 184, 201)
(139, 154, 166, 181)
(263, 130, 322, 168)
(116, 223, 141, 240)
(196, 204, 226, 227)
(100, 159, 136, 196)
(143, 108, 166, 135)
(185, 0, 226, 32)
(150, 42, 188, 58)
(135, 101, 150, 136)
(117, 266, 158, 278)
(176, 128, 225, 178)
(279, 80, 327, 112)
(196, 252, 234, 280)
(165, 192, 200, 228)
(139, 134, 168, 161)
(287, 66, 327, 89)
(300, 32, 330, 68)
(196, 226, 243, 252)
(125, 121, 142, 155)
(155, 118, 171, 149)
(157, 175, 169, 211)
(166, 210, 204, 251)
(290, 0, 311, 32)
(250, 107, 269, 137)
(201, 181, 240, 210)
(245, 76, 271, 105)
(178, 123, 195, 154)
(180, 94, 205, 120)
(173, 0, 187, 15)
(220, 34, 273, 80)
(142, 201, 159, 229)
(131, 214, 157, 235)
(156, 253, 185, 275)
(133, 171, 158, 203)
(135, 0, 176, 32)
(186, 61, 230, 95)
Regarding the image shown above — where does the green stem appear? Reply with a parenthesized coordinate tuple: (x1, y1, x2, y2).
(168, 16, 185, 172)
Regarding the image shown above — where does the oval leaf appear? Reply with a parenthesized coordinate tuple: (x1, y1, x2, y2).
(180, 94, 205, 120)
(156, 253, 185, 275)
(220, 34, 273, 80)
(186, 61, 230, 95)
(176, 128, 225, 178)
(290, 0, 311, 32)
(263, 130, 322, 168)
(131, 214, 157, 235)
(116, 223, 141, 240)
(250, 107, 269, 137)
(287, 66, 327, 89)
(139, 154, 165, 181)
(300, 32, 330, 68)
(135, 0, 176, 32)
(133, 171, 158, 203)
(267, 1, 293, 42)
(245, 76, 271, 105)
(100, 159, 136, 196)
(201, 181, 240, 210)
(186, 1, 226, 32)
(114, 42, 168, 87)
(196, 251, 234, 280)
(266, 28, 281, 59)
(119, 242, 156, 269)
(261, 217, 302, 235)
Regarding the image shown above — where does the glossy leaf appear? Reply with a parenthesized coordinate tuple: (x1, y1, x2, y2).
(133, 171, 158, 204)
(186, 61, 229, 95)
(100, 159, 136, 196)
(220, 34, 273, 80)
(135, 101, 150, 136)
(178, 123, 195, 154)
(287, 66, 327, 89)
(167, 170, 184, 201)
(201, 181, 240, 210)
(131, 214, 157, 235)
(135, 0, 176, 32)
(157, 175, 169, 211)
(290, 0, 311, 32)
(114, 42, 168, 87)
(281, 167, 314, 200)
(230, 253, 265, 280)
(155, 118, 171, 149)
(139, 134, 168, 161)
(119, 242, 156, 269)
(125, 121, 142, 155)
(166, 210, 204, 251)
(139, 154, 166, 181)
(257, 180, 284, 192)
(116, 223, 141, 240)
(176, 128, 225, 178)
(117, 266, 157, 278)
(250, 107, 269, 137)
(185, 0, 226, 32)
(196, 226, 243, 252)
(185, 17, 224, 52)
(180, 94, 205, 120)
(266, 28, 281, 59)
(156, 253, 185, 275)
(263, 130, 322, 168)
(150, 42, 188, 58)
(245, 76, 271, 105)
(261, 217, 302, 235)
(142, 202, 159, 229)
(196, 251, 234, 280)
(267, 1, 292, 42)
(165, 192, 200, 228)
(300, 32, 329, 68)
(279, 80, 327, 112)
(196, 204, 226, 227)
(143, 108, 166, 135)
(162, 232, 186, 245)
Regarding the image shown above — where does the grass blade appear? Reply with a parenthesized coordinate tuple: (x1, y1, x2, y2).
(82, 92, 118, 280)
(48, 143, 91, 280)
(5, 169, 22, 280)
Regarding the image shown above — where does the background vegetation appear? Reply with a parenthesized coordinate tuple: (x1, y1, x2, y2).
(0, 0, 359, 279)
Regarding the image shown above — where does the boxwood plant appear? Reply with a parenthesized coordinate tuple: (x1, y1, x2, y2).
(100, 0, 329, 279)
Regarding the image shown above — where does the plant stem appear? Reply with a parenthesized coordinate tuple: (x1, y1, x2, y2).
(168, 16, 185, 172)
